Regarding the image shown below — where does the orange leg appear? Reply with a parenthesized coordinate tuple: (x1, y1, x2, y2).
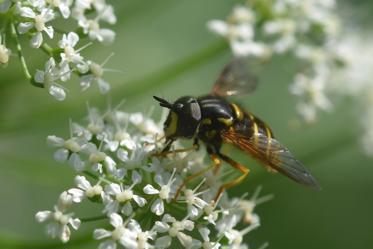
(214, 153, 250, 202)
(173, 154, 221, 201)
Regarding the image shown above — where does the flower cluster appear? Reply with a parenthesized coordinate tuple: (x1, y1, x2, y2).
(0, 0, 116, 100)
(330, 33, 373, 156)
(36, 104, 271, 248)
(208, 0, 343, 122)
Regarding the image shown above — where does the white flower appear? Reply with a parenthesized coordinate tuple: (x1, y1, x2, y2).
(35, 192, 81, 243)
(0, 44, 10, 65)
(199, 228, 221, 249)
(47, 134, 85, 171)
(46, 0, 72, 18)
(94, 213, 136, 249)
(58, 32, 85, 81)
(130, 112, 163, 136)
(181, 180, 208, 218)
(79, 17, 116, 44)
(104, 171, 146, 216)
(143, 170, 177, 216)
(217, 212, 260, 249)
(34, 57, 66, 101)
(236, 187, 273, 224)
(86, 106, 105, 135)
(207, 5, 269, 57)
(263, 19, 296, 53)
(290, 72, 332, 122)
(17, 4, 55, 48)
(105, 130, 135, 152)
(68, 175, 103, 203)
(126, 219, 155, 249)
(154, 214, 199, 249)
(80, 60, 111, 93)
(117, 145, 148, 170)
(202, 200, 221, 225)
(93, 1, 117, 24)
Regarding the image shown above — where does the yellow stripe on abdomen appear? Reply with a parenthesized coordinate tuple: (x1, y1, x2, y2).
(231, 103, 244, 121)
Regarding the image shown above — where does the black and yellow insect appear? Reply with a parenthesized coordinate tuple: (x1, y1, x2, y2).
(154, 58, 320, 200)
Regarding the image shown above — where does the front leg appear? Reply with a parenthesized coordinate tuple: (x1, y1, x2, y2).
(152, 139, 198, 157)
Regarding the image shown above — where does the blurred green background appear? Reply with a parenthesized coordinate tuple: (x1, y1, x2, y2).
(1, 0, 373, 248)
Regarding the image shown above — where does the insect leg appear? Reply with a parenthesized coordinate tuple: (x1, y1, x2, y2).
(152, 144, 199, 157)
(173, 154, 221, 201)
(214, 152, 250, 202)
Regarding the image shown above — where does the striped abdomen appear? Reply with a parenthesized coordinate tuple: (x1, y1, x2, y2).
(230, 103, 274, 140)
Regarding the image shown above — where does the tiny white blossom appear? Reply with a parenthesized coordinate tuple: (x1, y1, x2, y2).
(199, 228, 221, 249)
(126, 219, 155, 249)
(130, 113, 163, 136)
(34, 57, 66, 101)
(79, 17, 116, 44)
(181, 180, 208, 218)
(46, 0, 72, 18)
(80, 60, 111, 93)
(68, 175, 103, 203)
(94, 213, 136, 249)
(104, 171, 146, 215)
(47, 134, 85, 171)
(17, 4, 55, 48)
(143, 170, 177, 216)
(35, 192, 81, 243)
(208, 5, 269, 57)
(58, 32, 85, 81)
(154, 215, 199, 249)
(0, 44, 10, 65)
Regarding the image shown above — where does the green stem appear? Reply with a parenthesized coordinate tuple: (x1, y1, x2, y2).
(10, 22, 43, 88)
(80, 215, 107, 223)
(83, 170, 99, 180)
(40, 42, 54, 56)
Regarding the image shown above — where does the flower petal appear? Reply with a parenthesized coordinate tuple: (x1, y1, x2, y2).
(49, 85, 66, 101)
(35, 210, 52, 223)
(143, 184, 159, 195)
(93, 228, 112, 240)
(69, 218, 81, 230)
(18, 22, 33, 34)
(30, 32, 43, 48)
(121, 202, 132, 216)
(54, 148, 69, 163)
(19, 7, 36, 18)
(109, 213, 123, 228)
(133, 195, 147, 207)
(75, 175, 91, 190)
(47, 135, 65, 147)
(151, 198, 164, 216)
(59, 224, 71, 243)
(105, 183, 121, 195)
(67, 188, 84, 203)
(69, 153, 85, 171)
(155, 235, 172, 249)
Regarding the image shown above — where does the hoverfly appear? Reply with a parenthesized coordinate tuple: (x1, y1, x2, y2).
(154, 58, 320, 200)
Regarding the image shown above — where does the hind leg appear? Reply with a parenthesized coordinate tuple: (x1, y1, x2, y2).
(214, 152, 250, 202)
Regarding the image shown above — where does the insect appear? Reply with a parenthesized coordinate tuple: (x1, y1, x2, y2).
(153, 58, 320, 201)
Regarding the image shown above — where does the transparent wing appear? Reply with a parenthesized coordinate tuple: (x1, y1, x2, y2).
(211, 58, 258, 97)
(221, 130, 321, 190)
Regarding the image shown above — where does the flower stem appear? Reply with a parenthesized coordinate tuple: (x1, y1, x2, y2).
(10, 22, 43, 88)
(80, 215, 107, 223)
(40, 42, 54, 57)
